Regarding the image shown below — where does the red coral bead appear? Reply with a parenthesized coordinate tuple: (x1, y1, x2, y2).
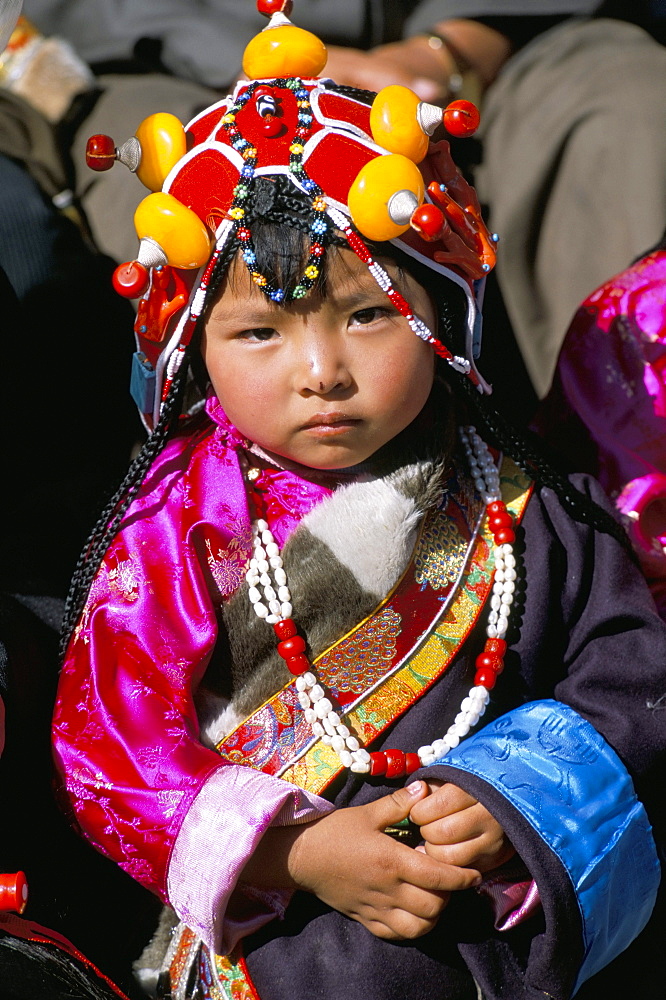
(475, 652, 500, 672)
(257, 0, 293, 16)
(277, 635, 306, 659)
(384, 749, 407, 779)
(474, 668, 497, 689)
(487, 501, 506, 515)
(405, 753, 422, 774)
(273, 618, 297, 640)
(112, 261, 149, 299)
(489, 511, 513, 530)
(494, 527, 516, 545)
(286, 654, 310, 675)
(485, 638, 507, 656)
(442, 100, 480, 138)
(410, 203, 445, 241)
(85, 133, 116, 171)
(369, 752, 387, 776)
(262, 117, 285, 137)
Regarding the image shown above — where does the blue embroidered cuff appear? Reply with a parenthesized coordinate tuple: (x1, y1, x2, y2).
(430, 699, 660, 991)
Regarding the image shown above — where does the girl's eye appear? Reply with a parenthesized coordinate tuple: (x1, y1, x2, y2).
(350, 307, 388, 326)
(239, 327, 277, 342)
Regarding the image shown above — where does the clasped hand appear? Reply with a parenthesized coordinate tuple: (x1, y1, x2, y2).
(242, 780, 513, 941)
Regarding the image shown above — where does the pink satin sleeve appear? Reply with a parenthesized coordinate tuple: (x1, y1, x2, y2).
(52, 419, 333, 951)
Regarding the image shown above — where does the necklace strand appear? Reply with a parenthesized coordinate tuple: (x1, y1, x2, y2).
(244, 426, 516, 779)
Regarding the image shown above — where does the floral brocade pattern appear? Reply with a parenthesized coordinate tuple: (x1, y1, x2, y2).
(165, 927, 260, 1000)
(316, 608, 402, 693)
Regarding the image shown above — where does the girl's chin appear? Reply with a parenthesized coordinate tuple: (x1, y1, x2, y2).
(255, 442, 375, 473)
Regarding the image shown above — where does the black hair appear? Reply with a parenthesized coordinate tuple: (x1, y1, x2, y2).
(59, 85, 631, 658)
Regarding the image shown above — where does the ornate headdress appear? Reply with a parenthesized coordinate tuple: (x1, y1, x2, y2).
(86, 0, 497, 429)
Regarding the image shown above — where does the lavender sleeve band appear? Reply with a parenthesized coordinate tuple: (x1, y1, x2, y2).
(166, 763, 334, 954)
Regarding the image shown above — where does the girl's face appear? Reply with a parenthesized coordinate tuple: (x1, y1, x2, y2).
(202, 247, 436, 470)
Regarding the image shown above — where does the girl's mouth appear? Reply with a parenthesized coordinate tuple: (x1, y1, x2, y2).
(300, 412, 361, 435)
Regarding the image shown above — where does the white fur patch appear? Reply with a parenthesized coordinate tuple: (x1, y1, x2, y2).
(301, 469, 423, 599)
(197, 689, 244, 749)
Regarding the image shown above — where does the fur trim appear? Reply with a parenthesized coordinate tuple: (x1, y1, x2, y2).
(196, 689, 243, 750)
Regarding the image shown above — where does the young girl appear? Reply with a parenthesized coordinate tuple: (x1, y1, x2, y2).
(53, 5, 665, 998)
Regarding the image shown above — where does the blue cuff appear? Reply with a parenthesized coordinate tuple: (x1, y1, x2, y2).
(436, 700, 660, 991)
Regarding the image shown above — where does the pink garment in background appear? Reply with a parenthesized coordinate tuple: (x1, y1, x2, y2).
(534, 248, 666, 618)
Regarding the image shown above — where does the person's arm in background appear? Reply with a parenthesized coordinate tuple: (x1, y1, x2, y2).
(324, 7, 590, 104)
(325, 18, 510, 104)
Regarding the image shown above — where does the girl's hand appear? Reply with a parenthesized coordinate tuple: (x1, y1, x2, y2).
(409, 781, 515, 873)
(240, 781, 481, 940)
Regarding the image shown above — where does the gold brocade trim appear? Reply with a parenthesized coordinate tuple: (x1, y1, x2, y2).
(315, 607, 402, 693)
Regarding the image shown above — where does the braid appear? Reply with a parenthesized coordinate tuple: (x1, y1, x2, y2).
(59, 227, 243, 662)
(203, 232, 241, 308)
(59, 358, 191, 659)
(453, 371, 633, 553)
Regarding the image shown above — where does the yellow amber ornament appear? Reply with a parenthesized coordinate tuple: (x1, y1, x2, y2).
(370, 86, 429, 164)
(348, 154, 425, 242)
(134, 113, 187, 192)
(134, 193, 213, 269)
(242, 23, 327, 79)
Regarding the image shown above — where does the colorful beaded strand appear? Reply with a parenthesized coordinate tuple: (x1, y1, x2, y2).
(221, 78, 331, 302)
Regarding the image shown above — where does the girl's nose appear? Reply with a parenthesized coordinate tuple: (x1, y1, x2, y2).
(298, 338, 352, 395)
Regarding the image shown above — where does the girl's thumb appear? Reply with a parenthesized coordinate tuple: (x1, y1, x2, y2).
(374, 781, 428, 828)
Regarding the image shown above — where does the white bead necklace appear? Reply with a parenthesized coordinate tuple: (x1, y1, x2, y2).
(244, 426, 516, 779)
